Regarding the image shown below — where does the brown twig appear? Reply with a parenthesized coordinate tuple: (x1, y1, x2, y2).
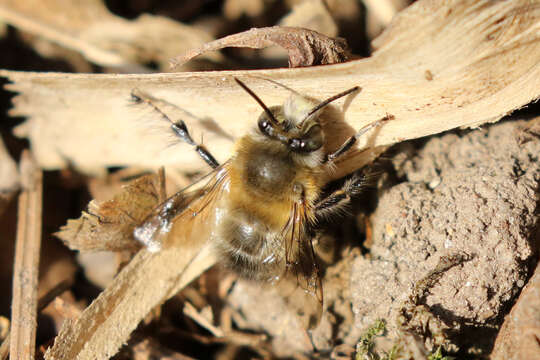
(10, 150, 43, 360)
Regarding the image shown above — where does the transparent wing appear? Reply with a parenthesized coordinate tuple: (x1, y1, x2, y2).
(134, 164, 229, 252)
(279, 202, 323, 329)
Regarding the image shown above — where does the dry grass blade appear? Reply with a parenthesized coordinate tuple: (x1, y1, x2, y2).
(0, 0, 538, 180)
(10, 150, 42, 360)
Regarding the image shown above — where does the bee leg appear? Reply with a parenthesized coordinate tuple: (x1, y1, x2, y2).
(169, 121, 220, 169)
(325, 114, 394, 163)
(131, 89, 220, 169)
(314, 174, 366, 221)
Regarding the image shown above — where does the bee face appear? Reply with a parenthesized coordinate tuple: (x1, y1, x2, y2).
(257, 103, 324, 154)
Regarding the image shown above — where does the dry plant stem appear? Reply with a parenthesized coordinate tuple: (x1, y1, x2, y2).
(1, 0, 539, 179)
(44, 243, 218, 360)
(10, 151, 42, 360)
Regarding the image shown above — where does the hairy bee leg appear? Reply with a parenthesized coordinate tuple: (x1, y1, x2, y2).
(325, 114, 395, 163)
(314, 174, 366, 221)
(131, 89, 220, 169)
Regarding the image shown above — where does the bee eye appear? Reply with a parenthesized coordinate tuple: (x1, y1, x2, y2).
(288, 136, 322, 153)
(288, 138, 303, 150)
(258, 119, 271, 135)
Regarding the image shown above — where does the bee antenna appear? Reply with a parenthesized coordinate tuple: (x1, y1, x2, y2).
(235, 78, 279, 125)
(298, 86, 361, 127)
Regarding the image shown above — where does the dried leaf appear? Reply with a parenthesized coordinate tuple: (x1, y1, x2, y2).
(170, 26, 349, 69)
(55, 173, 162, 252)
(2, 0, 538, 181)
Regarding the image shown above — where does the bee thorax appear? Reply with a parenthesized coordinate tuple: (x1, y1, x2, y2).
(244, 149, 296, 197)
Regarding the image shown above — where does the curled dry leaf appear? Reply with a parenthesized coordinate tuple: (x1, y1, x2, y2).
(169, 26, 349, 69)
(55, 173, 163, 252)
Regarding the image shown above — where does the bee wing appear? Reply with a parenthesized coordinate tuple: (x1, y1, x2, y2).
(134, 165, 230, 252)
(279, 202, 323, 329)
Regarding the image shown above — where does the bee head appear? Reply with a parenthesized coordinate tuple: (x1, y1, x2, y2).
(256, 103, 324, 153)
(235, 78, 359, 154)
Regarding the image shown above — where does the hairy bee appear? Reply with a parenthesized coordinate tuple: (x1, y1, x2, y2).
(131, 79, 388, 328)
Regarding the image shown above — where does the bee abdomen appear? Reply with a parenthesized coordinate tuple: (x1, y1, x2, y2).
(217, 213, 284, 281)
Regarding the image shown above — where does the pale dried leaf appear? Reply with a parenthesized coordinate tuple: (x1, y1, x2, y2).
(0, 0, 220, 70)
(170, 26, 348, 68)
(55, 173, 162, 252)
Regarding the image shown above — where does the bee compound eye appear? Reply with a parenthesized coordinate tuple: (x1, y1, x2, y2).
(288, 138, 302, 150)
(258, 118, 272, 136)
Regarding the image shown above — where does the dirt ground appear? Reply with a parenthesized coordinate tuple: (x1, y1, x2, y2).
(228, 117, 540, 358)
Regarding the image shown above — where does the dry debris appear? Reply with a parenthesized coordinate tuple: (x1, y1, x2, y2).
(0, 0, 539, 359)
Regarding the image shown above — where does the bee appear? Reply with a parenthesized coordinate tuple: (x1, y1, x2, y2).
(131, 79, 388, 328)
